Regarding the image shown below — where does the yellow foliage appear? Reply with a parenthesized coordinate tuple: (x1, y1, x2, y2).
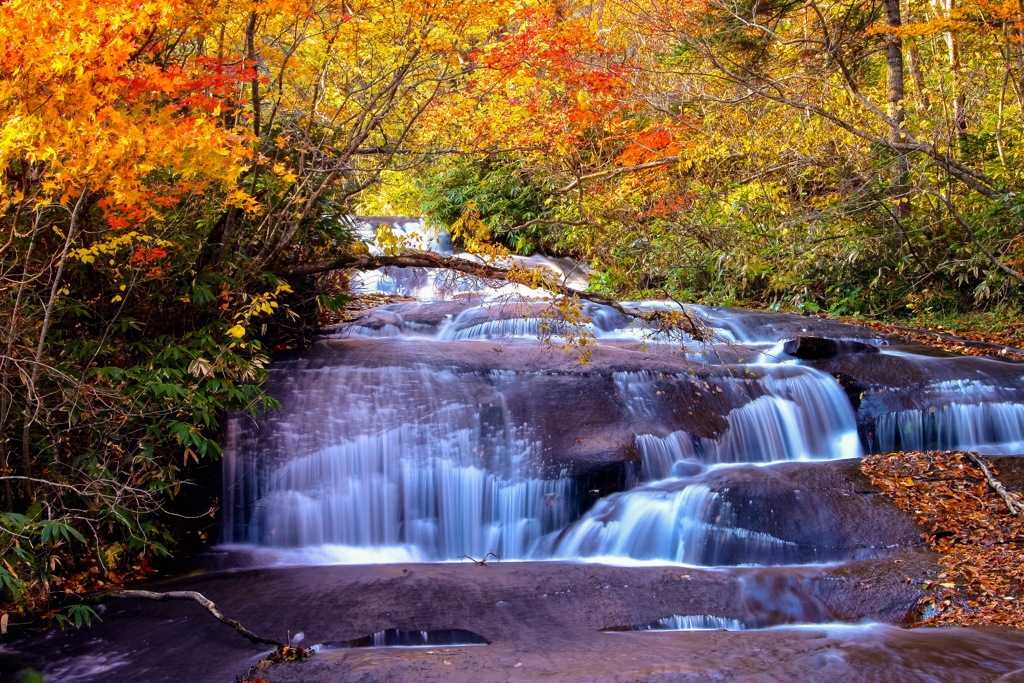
(0, 0, 251, 213)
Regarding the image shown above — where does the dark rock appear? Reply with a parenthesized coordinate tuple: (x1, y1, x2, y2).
(691, 306, 893, 344)
(695, 459, 925, 564)
(10, 549, 1021, 683)
(783, 335, 880, 360)
(233, 338, 759, 480)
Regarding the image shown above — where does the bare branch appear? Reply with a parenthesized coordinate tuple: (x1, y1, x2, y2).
(964, 453, 1023, 517)
(558, 156, 680, 194)
(500, 218, 592, 233)
(940, 194, 1024, 285)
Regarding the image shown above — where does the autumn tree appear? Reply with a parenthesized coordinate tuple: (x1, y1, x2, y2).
(0, 0, 513, 622)
(402, 0, 1024, 311)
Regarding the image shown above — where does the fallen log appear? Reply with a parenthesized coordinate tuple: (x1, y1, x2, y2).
(964, 452, 1023, 517)
(281, 252, 708, 339)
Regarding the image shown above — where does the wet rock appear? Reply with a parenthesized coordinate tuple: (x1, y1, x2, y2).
(232, 338, 756, 480)
(783, 335, 880, 360)
(697, 459, 925, 563)
(9, 552, 1017, 683)
(691, 306, 893, 344)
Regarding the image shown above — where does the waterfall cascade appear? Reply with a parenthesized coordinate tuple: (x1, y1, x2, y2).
(222, 221, 1024, 581)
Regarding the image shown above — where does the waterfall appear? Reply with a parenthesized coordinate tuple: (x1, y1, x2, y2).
(543, 482, 804, 565)
(222, 363, 576, 563)
(619, 364, 862, 476)
(873, 402, 1024, 454)
(538, 360, 864, 565)
(221, 274, 1024, 571)
(642, 615, 746, 631)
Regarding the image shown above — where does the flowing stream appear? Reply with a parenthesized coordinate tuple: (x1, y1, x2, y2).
(221, 223, 1024, 631)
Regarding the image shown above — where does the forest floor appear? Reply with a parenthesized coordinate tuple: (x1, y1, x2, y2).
(862, 452, 1024, 630)
(836, 314, 1024, 361)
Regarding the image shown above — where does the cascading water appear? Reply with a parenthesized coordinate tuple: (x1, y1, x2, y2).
(25, 221, 1024, 683)
(615, 365, 861, 470)
(867, 379, 1024, 454)
(535, 361, 866, 565)
(542, 481, 810, 565)
(222, 226, 1024, 580)
(543, 365, 862, 564)
(222, 364, 575, 562)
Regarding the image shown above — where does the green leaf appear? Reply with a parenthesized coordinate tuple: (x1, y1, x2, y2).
(40, 520, 86, 545)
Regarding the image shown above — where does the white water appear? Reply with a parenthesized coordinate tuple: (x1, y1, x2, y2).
(874, 402, 1024, 454)
(542, 482, 804, 565)
(222, 226, 1024, 569)
(222, 365, 576, 562)
(617, 365, 862, 473)
(645, 615, 745, 631)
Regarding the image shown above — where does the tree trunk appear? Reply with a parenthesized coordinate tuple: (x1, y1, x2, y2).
(942, 0, 966, 140)
(246, 11, 261, 140)
(884, 0, 910, 217)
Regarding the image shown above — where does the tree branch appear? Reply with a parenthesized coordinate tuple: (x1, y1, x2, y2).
(940, 194, 1024, 285)
(557, 156, 681, 194)
(964, 453, 1023, 517)
(279, 252, 707, 337)
(501, 218, 592, 233)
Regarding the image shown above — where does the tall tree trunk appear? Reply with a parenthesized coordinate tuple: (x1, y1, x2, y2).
(942, 0, 966, 140)
(246, 11, 261, 141)
(1014, 0, 1024, 126)
(884, 0, 910, 217)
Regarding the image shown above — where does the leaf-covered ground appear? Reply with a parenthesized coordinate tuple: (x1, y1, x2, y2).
(862, 451, 1024, 628)
(840, 318, 1024, 361)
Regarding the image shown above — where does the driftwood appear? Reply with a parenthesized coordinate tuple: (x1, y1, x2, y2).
(284, 252, 621, 309)
(461, 551, 500, 566)
(107, 589, 285, 647)
(964, 452, 1023, 517)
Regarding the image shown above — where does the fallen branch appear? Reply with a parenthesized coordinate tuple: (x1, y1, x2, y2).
(285, 251, 512, 281)
(964, 452, 1023, 517)
(280, 252, 708, 338)
(461, 551, 500, 566)
(106, 590, 285, 647)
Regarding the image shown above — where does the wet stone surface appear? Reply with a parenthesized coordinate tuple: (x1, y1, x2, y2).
(6, 545, 1022, 682)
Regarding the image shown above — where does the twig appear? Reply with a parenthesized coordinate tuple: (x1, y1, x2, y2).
(557, 156, 681, 193)
(105, 589, 285, 647)
(461, 551, 500, 566)
(964, 452, 1023, 517)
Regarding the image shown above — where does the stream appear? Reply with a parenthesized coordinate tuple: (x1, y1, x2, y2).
(7, 220, 1024, 682)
